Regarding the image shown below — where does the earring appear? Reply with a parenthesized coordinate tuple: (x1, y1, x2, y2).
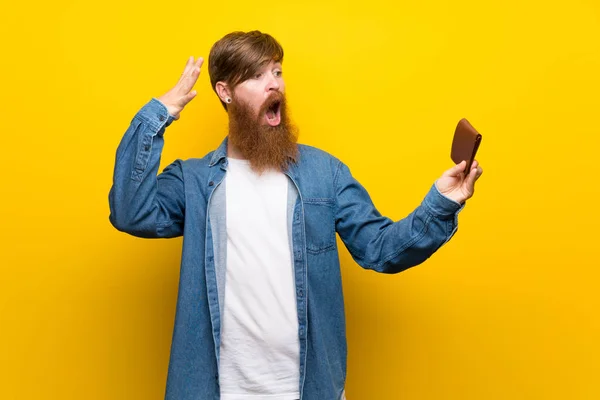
(226, 97, 232, 104)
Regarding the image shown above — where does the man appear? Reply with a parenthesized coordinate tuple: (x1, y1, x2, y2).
(109, 31, 483, 400)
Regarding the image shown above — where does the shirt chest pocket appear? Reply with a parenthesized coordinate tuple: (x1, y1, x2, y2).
(303, 199, 336, 254)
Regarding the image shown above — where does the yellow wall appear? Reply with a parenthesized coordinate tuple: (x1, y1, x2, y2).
(2, 0, 599, 398)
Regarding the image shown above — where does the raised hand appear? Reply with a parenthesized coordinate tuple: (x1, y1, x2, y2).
(435, 160, 483, 204)
(157, 56, 204, 120)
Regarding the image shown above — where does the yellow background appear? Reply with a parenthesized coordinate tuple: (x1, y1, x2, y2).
(1, 0, 599, 398)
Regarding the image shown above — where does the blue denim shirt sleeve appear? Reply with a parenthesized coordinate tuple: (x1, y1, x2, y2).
(108, 98, 185, 238)
(334, 161, 465, 273)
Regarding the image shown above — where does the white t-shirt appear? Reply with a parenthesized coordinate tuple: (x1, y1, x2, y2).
(219, 158, 300, 400)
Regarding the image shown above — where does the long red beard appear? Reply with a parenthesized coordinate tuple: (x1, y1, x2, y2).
(227, 92, 299, 174)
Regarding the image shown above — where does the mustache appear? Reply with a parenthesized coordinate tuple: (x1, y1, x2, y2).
(259, 91, 285, 115)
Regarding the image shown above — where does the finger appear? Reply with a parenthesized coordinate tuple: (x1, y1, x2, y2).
(179, 89, 198, 107)
(470, 164, 483, 183)
(470, 158, 482, 175)
(180, 66, 201, 93)
(475, 166, 483, 180)
(181, 56, 194, 77)
(185, 58, 204, 84)
(178, 56, 198, 84)
(442, 160, 466, 177)
(466, 165, 478, 187)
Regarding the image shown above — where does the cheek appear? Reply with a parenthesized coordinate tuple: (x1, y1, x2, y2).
(235, 86, 262, 113)
(248, 97, 262, 112)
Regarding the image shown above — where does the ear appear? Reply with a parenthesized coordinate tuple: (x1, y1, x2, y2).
(215, 81, 232, 103)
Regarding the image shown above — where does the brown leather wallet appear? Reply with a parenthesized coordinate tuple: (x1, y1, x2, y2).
(451, 118, 482, 175)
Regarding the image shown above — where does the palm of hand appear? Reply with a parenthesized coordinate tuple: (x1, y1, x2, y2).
(436, 160, 483, 204)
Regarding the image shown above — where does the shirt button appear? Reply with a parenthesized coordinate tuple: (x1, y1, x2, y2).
(159, 114, 165, 121)
(298, 290, 303, 297)
(144, 144, 150, 151)
(209, 181, 214, 186)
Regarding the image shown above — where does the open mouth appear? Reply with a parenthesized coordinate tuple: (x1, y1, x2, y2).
(265, 100, 281, 127)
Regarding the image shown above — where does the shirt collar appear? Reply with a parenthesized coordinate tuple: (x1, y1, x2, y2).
(208, 136, 229, 167)
(209, 136, 300, 169)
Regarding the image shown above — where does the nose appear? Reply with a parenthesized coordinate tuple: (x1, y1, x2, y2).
(266, 72, 280, 92)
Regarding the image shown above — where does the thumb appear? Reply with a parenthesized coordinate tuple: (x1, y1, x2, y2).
(442, 160, 466, 177)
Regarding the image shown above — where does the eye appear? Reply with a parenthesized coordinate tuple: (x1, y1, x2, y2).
(254, 72, 263, 79)
(274, 70, 283, 77)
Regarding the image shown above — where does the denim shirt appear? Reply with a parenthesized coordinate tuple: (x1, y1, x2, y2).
(108, 98, 465, 400)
